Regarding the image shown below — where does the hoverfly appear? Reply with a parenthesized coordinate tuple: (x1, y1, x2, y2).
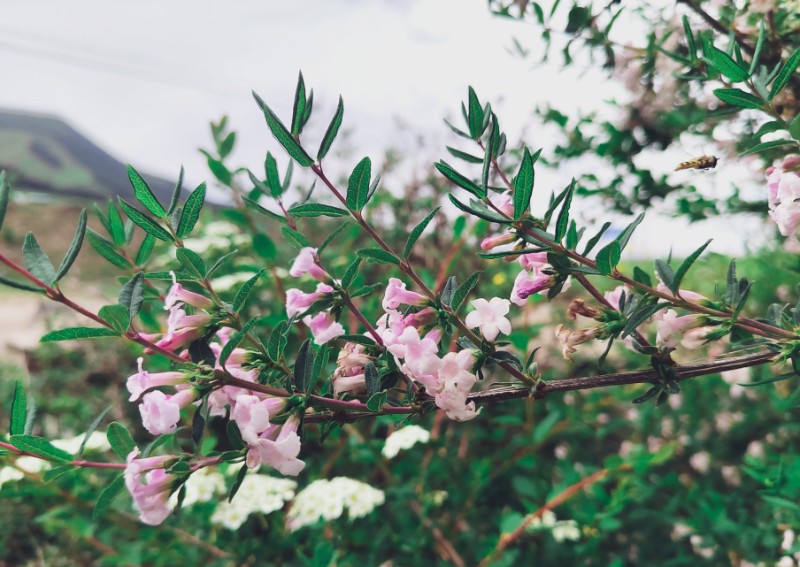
(674, 155, 718, 171)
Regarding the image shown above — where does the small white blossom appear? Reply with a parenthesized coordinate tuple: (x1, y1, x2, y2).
(210, 474, 297, 530)
(52, 432, 111, 454)
(287, 477, 385, 531)
(0, 466, 25, 491)
(382, 425, 431, 459)
(465, 297, 512, 342)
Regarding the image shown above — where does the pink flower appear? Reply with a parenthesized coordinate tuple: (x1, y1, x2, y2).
(489, 190, 514, 217)
(386, 326, 442, 389)
(556, 324, 599, 360)
(518, 252, 549, 270)
(655, 309, 704, 348)
(681, 326, 714, 350)
(155, 307, 213, 351)
(126, 357, 185, 402)
(382, 278, 428, 311)
(289, 247, 329, 282)
(767, 170, 800, 236)
(510, 269, 553, 306)
(655, 283, 707, 304)
(604, 286, 627, 311)
(245, 416, 305, 476)
(139, 388, 198, 435)
(333, 373, 367, 397)
(465, 297, 512, 342)
(434, 350, 480, 421)
(303, 311, 345, 345)
(125, 449, 175, 525)
(285, 283, 334, 318)
(480, 232, 515, 251)
(230, 395, 287, 443)
(164, 272, 213, 311)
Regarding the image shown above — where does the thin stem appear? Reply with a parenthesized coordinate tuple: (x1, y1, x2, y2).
(0, 440, 126, 469)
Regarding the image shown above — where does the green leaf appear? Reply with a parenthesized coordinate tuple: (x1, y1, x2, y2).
(671, 239, 712, 294)
(467, 86, 484, 138)
(265, 153, 282, 198)
(582, 221, 612, 256)
(127, 165, 167, 218)
(219, 317, 258, 369)
(754, 120, 786, 139)
(451, 271, 481, 311)
(118, 199, 174, 242)
(341, 258, 362, 290)
(167, 165, 184, 215)
(267, 320, 289, 362)
(77, 406, 112, 456)
(40, 327, 119, 342)
(435, 161, 486, 199)
(790, 115, 800, 142)
(318, 221, 351, 254)
(366, 391, 387, 412)
(281, 226, 310, 249)
(347, 157, 372, 211)
(317, 96, 344, 161)
(11, 434, 73, 462)
(513, 148, 535, 220)
(87, 230, 132, 269)
(739, 139, 798, 156)
(749, 21, 766, 74)
(22, 232, 56, 285)
(0, 275, 42, 293)
(706, 45, 749, 81)
(176, 183, 206, 238)
(107, 422, 136, 459)
(288, 203, 350, 218)
(291, 71, 307, 136)
(621, 302, 668, 339)
(93, 474, 126, 522)
(0, 171, 9, 231)
(54, 209, 87, 282)
(234, 270, 263, 313)
(294, 339, 314, 392)
(308, 344, 330, 395)
(356, 248, 400, 265)
(682, 15, 696, 59)
(108, 201, 126, 246)
(633, 266, 652, 287)
(403, 207, 440, 258)
(118, 273, 145, 320)
(615, 213, 645, 252)
(596, 241, 621, 275)
(365, 362, 380, 396)
(448, 194, 510, 223)
(769, 46, 800, 100)
(10, 381, 26, 436)
(175, 248, 207, 279)
(99, 304, 131, 333)
(713, 88, 763, 109)
(252, 91, 314, 167)
(654, 259, 676, 290)
(243, 196, 289, 225)
(446, 146, 483, 164)
(554, 179, 576, 242)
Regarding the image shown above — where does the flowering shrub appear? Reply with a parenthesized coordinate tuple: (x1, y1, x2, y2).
(2, 2, 800, 564)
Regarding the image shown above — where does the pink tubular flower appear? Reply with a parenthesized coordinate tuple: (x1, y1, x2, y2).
(246, 416, 305, 476)
(604, 286, 627, 311)
(518, 252, 549, 270)
(382, 278, 429, 311)
(125, 449, 176, 525)
(164, 272, 214, 311)
(139, 388, 198, 435)
(155, 307, 213, 352)
(434, 350, 480, 421)
(333, 373, 367, 397)
(465, 297, 512, 342)
(655, 283, 707, 303)
(386, 326, 442, 389)
(655, 309, 704, 349)
(231, 395, 288, 443)
(480, 232, 516, 251)
(489, 190, 514, 217)
(289, 247, 329, 282)
(286, 283, 334, 318)
(767, 169, 800, 237)
(126, 357, 186, 402)
(510, 269, 553, 306)
(303, 311, 345, 345)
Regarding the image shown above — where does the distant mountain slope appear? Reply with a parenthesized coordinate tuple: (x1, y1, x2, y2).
(0, 109, 177, 203)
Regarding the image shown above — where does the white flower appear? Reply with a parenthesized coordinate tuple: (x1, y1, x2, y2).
(0, 466, 25, 491)
(51, 432, 111, 454)
(465, 298, 512, 342)
(382, 425, 431, 459)
(552, 520, 581, 542)
(171, 467, 226, 508)
(210, 474, 297, 530)
(287, 477, 385, 530)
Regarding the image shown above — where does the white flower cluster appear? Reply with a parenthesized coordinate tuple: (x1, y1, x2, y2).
(169, 467, 227, 508)
(0, 432, 110, 491)
(210, 474, 297, 530)
(529, 510, 581, 542)
(381, 425, 431, 459)
(286, 477, 385, 531)
(181, 221, 250, 254)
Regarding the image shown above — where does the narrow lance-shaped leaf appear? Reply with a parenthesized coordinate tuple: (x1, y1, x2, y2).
(167, 165, 184, 215)
(707, 45, 750, 82)
(596, 240, 621, 275)
(135, 233, 156, 266)
(288, 203, 350, 218)
(451, 271, 481, 311)
(671, 239, 712, 294)
(234, 270, 263, 313)
(176, 248, 207, 278)
(77, 406, 112, 456)
(403, 207, 440, 258)
(127, 165, 166, 218)
(54, 209, 87, 282)
(106, 422, 136, 459)
(513, 148, 534, 220)
(554, 179, 576, 243)
(118, 199, 174, 242)
(750, 21, 767, 74)
(252, 91, 314, 167)
(40, 327, 119, 342)
(265, 153, 282, 198)
(220, 317, 259, 369)
(118, 273, 145, 320)
(291, 71, 306, 136)
(93, 475, 126, 522)
(713, 88, 763, 109)
(682, 15, 696, 60)
(435, 161, 486, 199)
(22, 232, 56, 285)
(317, 96, 344, 161)
(10, 381, 26, 436)
(176, 183, 206, 238)
(11, 435, 73, 462)
(347, 157, 372, 211)
(294, 339, 314, 392)
(769, 46, 800, 100)
(654, 259, 676, 290)
(87, 230, 132, 270)
(467, 86, 484, 138)
(0, 171, 9, 231)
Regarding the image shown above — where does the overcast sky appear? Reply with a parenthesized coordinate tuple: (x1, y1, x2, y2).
(0, 0, 769, 256)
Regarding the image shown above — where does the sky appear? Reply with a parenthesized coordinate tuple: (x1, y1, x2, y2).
(0, 0, 770, 256)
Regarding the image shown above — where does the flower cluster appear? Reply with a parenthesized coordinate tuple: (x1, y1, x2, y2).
(529, 510, 581, 542)
(286, 477, 385, 531)
(511, 252, 563, 306)
(210, 474, 297, 530)
(381, 425, 431, 459)
(767, 156, 800, 237)
(125, 449, 177, 525)
(286, 247, 345, 345)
